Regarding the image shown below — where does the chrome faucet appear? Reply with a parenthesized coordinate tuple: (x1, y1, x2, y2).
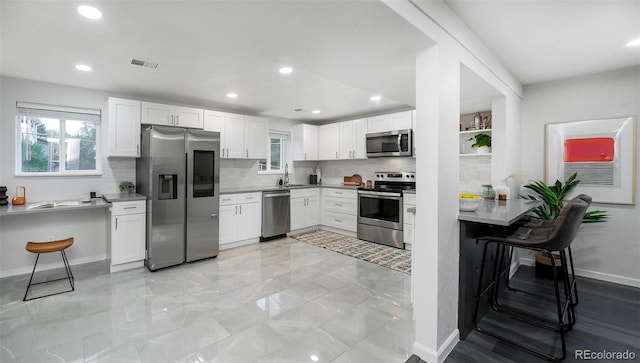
(284, 163, 289, 187)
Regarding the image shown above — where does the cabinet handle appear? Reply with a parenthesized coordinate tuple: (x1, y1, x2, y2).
(335, 203, 342, 207)
(239, 205, 242, 214)
(246, 149, 248, 157)
(335, 191, 342, 195)
(235, 205, 238, 214)
(115, 217, 118, 230)
(123, 206, 137, 209)
(304, 152, 307, 160)
(336, 151, 338, 159)
(334, 219, 342, 223)
(171, 115, 174, 125)
(175, 115, 179, 125)
(352, 150, 355, 158)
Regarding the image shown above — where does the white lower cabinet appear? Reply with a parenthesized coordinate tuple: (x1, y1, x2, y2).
(290, 188, 320, 230)
(403, 193, 416, 248)
(321, 188, 357, 232)
(219, 193, 261, 246)
(109, 200, 146, 272)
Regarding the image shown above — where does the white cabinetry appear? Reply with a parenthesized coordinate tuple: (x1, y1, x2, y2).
(141, 102, 204, 129)
(290, 188, 320, 231)
(321, 188, 357, 232)
(367, 111, 413, 133)
(109, 200, 146, 272)
(339, 118, 367, 159)
(203, 111, 267, 159)
(219, 193, 262, 246)
(319, 123, 340, 160)
(107, 97, 141, 157)
(403, 193, 416, 248)
(292, 124, 319, 161)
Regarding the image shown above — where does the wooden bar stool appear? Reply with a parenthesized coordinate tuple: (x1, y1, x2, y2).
(23, 237, 75, 301)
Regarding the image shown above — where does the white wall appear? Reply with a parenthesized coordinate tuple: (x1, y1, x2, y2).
(520, 66, 640, 287)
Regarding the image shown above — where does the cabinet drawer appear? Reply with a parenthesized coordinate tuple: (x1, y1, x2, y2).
(323, 196, 356, 215)
(291, 188, 320, 199)
(322, 211, 357, 232)
(111, 201, 146, 215)
(219, 195, 238, 205)
(238, 192, 261, 203)
(404, 193, 416, 206)
(322, 188, 356, 199)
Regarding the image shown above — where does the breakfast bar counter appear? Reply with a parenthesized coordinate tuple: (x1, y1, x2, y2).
(0, 199, 110, 217)
(457, 198, 542, 339)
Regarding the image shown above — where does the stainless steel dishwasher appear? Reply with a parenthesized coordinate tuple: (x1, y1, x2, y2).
(260, 190, 290, 241)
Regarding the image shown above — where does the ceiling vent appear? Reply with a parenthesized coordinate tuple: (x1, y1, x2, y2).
(129, 58, 159, 69)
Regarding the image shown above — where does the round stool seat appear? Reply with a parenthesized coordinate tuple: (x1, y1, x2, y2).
(26, 237, 74, 254)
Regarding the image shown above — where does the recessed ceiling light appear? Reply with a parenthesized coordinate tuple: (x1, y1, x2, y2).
(226, 93, 238, 98)
(78, 5, 102, 20)
(626, 37, 640, 47)
(312, 110, 321, 114)
(75, 64, 92, 72)
(279, 67, 293, 74)
(370, 95, 381, 101)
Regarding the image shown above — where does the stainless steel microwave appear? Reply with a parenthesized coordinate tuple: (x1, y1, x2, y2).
(366, 129, 412, 157)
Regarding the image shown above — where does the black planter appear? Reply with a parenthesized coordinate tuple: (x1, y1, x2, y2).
(0, 186, 8, 206)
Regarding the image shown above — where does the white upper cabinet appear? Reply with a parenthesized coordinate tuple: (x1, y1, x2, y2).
(292, 124, 319, 161)
(141, 102, 203, 129)
(203, 110, 268, 159)
(245, 116, 268, 159)
(338, 118, 367, 159)
(107, 97, 141, 157)
(318, 123, 340, 160)
(367, 111, 413, 133)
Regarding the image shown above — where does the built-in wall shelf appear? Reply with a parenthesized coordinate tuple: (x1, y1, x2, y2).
(459, 129, 492, 135)
(459, 153, 492, 157)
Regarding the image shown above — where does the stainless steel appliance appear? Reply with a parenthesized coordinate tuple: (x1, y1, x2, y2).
(136, 125, 220, 271)
(366, 129, 412, 157)
(357, 171, 416, 248)
(260, 190, 290, 241)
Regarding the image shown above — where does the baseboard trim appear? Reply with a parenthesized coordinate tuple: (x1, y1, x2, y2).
(219, 238, 259, 251)
(519, 257, 640, 288)
(0, 253, 107, 278)
(412, 330, 459, 363)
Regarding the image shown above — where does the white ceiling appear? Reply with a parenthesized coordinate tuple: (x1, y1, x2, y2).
(446, 0, 640, 86)
(1, 1, 638, 122)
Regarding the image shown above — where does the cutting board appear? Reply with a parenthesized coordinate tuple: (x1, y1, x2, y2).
(343, 174, 363, 186)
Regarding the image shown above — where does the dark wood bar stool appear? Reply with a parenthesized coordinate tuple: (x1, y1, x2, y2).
(23, 237, 75, 301)
(473, 198, 589, 360)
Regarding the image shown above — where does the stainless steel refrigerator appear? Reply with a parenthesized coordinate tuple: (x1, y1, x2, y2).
(136, 125, 220, 271)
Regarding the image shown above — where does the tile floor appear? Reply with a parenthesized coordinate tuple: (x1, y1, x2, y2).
(0, 238, 414, 362)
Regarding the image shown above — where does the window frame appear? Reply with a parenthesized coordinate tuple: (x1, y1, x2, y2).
(258, 131, 290, 175)
(15, 102, 102, 176)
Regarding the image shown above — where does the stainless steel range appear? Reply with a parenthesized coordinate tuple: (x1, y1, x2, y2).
(357, 171, 416, 248)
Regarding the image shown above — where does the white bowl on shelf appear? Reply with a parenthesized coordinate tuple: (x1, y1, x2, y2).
(459, 197, 482, 211)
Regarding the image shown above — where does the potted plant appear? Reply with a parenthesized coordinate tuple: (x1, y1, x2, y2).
(119, 181, 135, 194)
(467, 133, 492, 154)
(521, 172, 608, 277)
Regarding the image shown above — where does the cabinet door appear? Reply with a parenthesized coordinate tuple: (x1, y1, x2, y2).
(174, 106, 204, 129)
(107, 98, 141, 157)
(236, 202, 260, 240)
(224, 114, 245, 158)
(219, 204, 237, 244)
(245, 116, 268, 159)
(304, 125, 319, 160)
(390, 111, 412, 130)
(305, 195, 320, 227)
(111, 213, 146, 265)
(318, 123, 340, 160)
(367, 114, 390, 133)
(141, 102, 173, 125)
(353, 118, 367, 159)
(204, 110, 226, 154)
(339, 121, 354, 159)
(290, 197, 306, 230)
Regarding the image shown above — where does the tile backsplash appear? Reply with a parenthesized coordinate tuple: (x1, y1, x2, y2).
(459, 156, 491, 193)
(315, 158, 416, 185)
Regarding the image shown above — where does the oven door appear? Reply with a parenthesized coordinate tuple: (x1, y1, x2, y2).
(358, 190, 403, 230)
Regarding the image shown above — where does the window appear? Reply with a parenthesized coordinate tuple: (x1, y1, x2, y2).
(259, 132, 289, 173)
(17, 103, 101, 175)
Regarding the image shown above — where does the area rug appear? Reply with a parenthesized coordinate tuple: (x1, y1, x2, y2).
(292, 230, 411, 274)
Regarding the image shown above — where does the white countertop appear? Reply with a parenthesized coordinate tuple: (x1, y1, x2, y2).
(457, 199, 541, 226)
(102, 193, 147, 202)
(0, 199, 110, 216)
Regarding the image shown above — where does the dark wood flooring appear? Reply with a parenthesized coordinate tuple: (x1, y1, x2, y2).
(410, 266, 640, 362)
